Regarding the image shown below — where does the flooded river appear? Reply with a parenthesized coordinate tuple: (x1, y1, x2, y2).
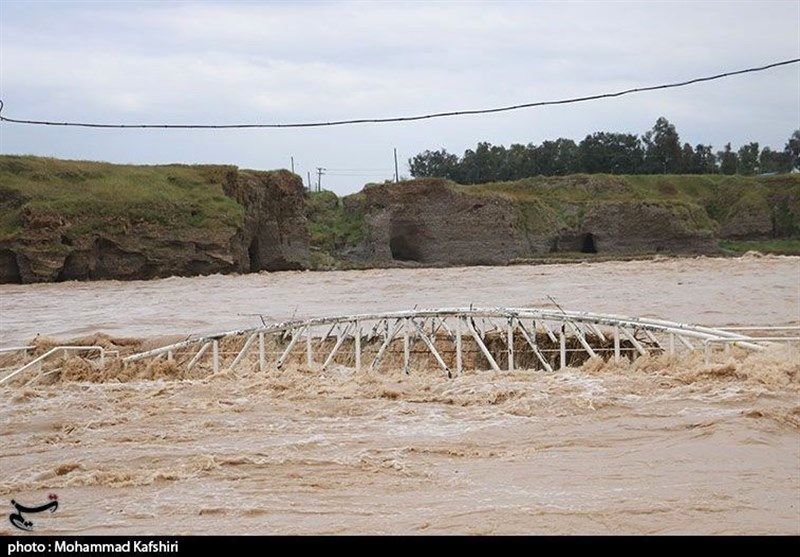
(1, 255, 798, 346)
(1, 255, 798, 534)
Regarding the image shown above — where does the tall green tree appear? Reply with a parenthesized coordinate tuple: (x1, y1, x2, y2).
(642, 117, 683, 173)
(505, 143, 538, 179)
(460, 142, 509, 184)
(407, 122, 796, 182)
(408, 149, 459, 179)
(737, 142, 760, 175)
(717, 143, 738, 175)
(577, 132, 643, 174)
(785, 130, 800, 171)
(535, 138, 579, 175)
(759, 146, 793, 174)
(691, 144, 717, 174)
(680, 143, 695, 173)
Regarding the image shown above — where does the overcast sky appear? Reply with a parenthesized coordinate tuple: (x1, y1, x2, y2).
(1, 0, 798, 195)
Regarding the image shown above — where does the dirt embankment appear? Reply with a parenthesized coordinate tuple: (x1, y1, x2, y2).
(3, 158, 798, 281)
(0, 156, 309, 283)
(342, 179, 716, 265)
(327, 175, 799, 266)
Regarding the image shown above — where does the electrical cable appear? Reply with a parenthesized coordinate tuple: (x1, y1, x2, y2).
(0, 58, 796, 130)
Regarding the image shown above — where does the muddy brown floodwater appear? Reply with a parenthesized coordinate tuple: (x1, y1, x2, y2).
(1, 255, 799, 534)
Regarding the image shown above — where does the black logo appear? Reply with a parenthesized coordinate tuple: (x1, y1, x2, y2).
(9, 493, 58, 531)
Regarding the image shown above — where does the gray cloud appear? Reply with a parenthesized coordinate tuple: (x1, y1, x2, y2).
(1, 0, 798, 194)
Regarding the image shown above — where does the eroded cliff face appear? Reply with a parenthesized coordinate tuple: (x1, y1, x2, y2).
(550, 202, 716, 254)
(223, 169, 310, 272)
(0, 164, 309, 284)
(347, 180, 523, 265)
(342, 179, 718, 265)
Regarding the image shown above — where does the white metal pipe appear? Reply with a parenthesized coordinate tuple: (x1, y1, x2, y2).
(212, 340, 219, 373)
(230, 333, 257, 370)
(321, 324, 351, 370)
(0, 346, 34, 354)
(403, 318, 410, 375)
(516, 320, 552, 372)
(122, 307, 769, 364)
(717, 326, 800, 331)
(1, 346, 103, 385)
(354, 319, 361, 372)
(456, 318, 463, 375)
(412, 319, 451, 377)
(187, 341, 211, 371)
(277, 326, 307, 369)
(568, 322, 597, 358)
(507, 318, 515, 372)
(371, 319, 402, 371)
(619, 327, 647, 356)
(259, 332, 266, 372)
(706, 337, 800, 343)
(466, 318, 500, 372)
(306, 328, 313, 366)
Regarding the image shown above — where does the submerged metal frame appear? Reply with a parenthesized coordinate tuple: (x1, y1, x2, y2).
(4, 308, 794, 387)
(118, 307, 776, 374)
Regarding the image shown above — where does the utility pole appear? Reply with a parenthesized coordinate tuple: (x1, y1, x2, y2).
(307, 171, 312, 192)
(316, 167, 326, 192)
(394, 148, 399, 183)
(291, 156, 295, 174)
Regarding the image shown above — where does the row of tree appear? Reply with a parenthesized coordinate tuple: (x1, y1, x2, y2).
(408, 118, 800, 183)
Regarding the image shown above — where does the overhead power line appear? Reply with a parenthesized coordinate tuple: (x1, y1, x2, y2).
(0, 58, 797, 130)
(326, 171, 392, 175)
(326, 168, 394, 171)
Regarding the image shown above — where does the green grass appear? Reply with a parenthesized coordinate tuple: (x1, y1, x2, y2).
(0, 155, 244, 240)
(719, 239, 800, 255)
(452, 173, 797, 203)
(4, 155, 799, 266)
(305, 190, 365, 257)
(447, 173, 799, 238)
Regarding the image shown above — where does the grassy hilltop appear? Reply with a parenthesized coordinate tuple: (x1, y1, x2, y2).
(0, 155, 309, 283)
(1, 155, 798, 281)
(0, 155, 244, 242)
(308, 173, 800, 265)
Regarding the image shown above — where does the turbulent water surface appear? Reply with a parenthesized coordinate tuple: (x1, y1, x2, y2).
(1, 255, 798, 534)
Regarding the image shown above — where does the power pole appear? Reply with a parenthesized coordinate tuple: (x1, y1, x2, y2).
(316, 167, 326, 192)
(394, 148, 399, 183)
(307, 171, 312, 192)
(291, 156, 295, 174)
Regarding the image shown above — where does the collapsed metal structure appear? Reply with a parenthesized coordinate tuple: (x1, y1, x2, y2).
(3, 307, 797, 386)
(119, 307, 783, 377)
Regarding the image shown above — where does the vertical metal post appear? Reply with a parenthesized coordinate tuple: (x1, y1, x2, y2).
(403, 318, 410, 375)
(355, 319, 361, 371)
(99, 349, 106, 370)
(456, 317, 463, 375)
(259, 332, 266, 372)
(559, 329, 566, 370)
(212, 340, 219, 373)
(306, 328, 313, 366)
(668, 332, 675, 356)
(613, 325, 620, 363)
(507, 318, 515, 371)
(167, 350, 173, 363)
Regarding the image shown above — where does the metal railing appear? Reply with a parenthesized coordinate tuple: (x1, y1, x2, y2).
(0, 346, 106, 386)
(3, 309, 794, 385)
